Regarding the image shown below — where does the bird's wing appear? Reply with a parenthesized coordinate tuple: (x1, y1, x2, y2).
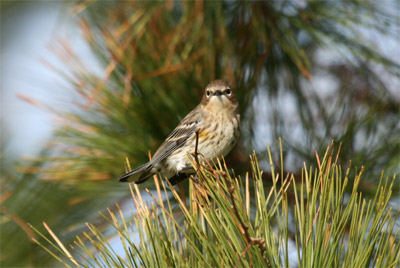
(119, 162, 154, 183)
(151, 106, 203, 163)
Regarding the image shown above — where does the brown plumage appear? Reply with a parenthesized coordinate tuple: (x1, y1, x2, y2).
(119, 79, 240, 185)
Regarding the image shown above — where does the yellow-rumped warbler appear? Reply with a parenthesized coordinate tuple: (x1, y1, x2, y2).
(119, 80, 240, 185)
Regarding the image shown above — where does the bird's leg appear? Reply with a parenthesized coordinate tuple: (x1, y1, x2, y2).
(190, 173, 200, 185)
(178, 167, 199, 184)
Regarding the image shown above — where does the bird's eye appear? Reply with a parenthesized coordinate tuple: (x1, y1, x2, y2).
(225, 89, 231, 96)
(206, 90, 211, 97)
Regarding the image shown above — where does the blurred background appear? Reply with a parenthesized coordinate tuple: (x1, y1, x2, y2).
(1, 1, 399, 266)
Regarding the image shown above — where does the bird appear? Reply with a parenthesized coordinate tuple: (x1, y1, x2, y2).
(119, 79, 240, 185)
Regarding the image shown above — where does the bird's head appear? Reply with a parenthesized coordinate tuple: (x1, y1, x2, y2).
(201, 80, 238, 113)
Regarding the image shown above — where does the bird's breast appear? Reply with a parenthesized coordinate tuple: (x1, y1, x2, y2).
(164, 110, 240, 174)
(197, 111, 240, 159)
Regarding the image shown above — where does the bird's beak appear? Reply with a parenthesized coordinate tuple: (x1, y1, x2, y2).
(214, 90, 223, 96)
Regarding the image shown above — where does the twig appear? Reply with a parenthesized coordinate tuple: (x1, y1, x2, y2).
(191, 128, 201, 168)
(190, 128, 204, 184)
(190, 128, 209, 205)
(235, 244, 252, 268)
(229, 187, 270, 267)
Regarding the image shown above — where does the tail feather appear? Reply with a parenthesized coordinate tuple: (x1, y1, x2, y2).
(119, 162, 154, 183)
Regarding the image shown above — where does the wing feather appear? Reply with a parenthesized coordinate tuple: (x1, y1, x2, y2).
(151, 106, 202, 163)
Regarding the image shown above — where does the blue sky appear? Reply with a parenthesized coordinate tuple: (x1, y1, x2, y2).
(2, 3, 102, 158)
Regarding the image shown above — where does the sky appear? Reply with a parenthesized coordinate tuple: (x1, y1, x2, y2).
(1, 2, 102, 159)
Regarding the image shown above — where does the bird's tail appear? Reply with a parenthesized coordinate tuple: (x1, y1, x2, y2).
(119, 162, 155, 183)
